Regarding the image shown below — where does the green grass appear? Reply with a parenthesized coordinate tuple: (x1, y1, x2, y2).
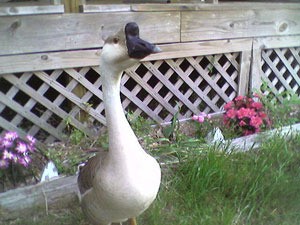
(2, 133, 300, 225)
(139, 133, 300, 225)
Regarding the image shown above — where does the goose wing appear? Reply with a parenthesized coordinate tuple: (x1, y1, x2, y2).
(77, 149, 107, 195)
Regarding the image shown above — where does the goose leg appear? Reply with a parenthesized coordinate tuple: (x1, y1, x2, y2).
(128, 218, 137, 225)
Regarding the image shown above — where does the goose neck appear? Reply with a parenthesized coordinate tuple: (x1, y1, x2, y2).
(101, 68, 141, 156)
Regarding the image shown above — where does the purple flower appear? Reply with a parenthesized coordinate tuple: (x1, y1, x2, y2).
(26, 135, 36, 145)
(3, 150, 14, 160)
(1, 139, 12, 148)
(18, 156, 31, 167)
(4, 131, 18, 141)
(16, 142, 27, 154)
(0, 159, 8, 168)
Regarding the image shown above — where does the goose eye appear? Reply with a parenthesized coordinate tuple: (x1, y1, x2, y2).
(113, 37, 119, 44)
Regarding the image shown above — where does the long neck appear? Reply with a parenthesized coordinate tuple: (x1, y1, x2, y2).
(100, 65, 142, 158)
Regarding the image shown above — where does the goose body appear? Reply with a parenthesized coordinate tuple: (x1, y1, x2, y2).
(78, 22, 161, 225)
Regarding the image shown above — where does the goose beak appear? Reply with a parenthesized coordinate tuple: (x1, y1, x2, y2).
(125, 22, 161, 59)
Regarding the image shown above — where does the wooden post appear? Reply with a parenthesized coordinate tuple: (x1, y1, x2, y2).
(251, 39, 263, 92)
(238, 50, 251, 96)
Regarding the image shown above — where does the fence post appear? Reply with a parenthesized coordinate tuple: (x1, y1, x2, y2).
(238, 50, 251, 96)
(250, 38, 263, 93)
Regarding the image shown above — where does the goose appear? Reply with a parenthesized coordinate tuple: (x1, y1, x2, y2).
(77, 22, 162, 225)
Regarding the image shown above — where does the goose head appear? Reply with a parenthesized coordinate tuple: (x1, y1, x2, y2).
(100, 22, 161, 75)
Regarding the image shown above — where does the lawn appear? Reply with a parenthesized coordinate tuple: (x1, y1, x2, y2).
(3, 132, 300, 225)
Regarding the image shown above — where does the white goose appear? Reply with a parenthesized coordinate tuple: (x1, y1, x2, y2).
(78, 22, 161, 225)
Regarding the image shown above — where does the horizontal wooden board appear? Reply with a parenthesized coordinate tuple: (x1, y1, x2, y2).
(0, 175, 78, 220)
(0, 50, 100, 74)
(0, 5, 64, 16)
(131, 2, 300, 11)
(0, 39, 252, 74)
(80, 4, 131, 13)
(145, 38, 252, 61)
(182, 9, 300, 42)
(254, 35, 300, 50)
(0, 12, 180, 56)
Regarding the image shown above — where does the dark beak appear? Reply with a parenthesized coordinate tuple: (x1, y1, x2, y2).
(125, 22, 161, 59)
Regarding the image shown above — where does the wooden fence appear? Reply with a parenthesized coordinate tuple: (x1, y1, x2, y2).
(0, 2, 299, 142)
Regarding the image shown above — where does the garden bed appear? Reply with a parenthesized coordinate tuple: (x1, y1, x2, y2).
(0, 122, 299, 222)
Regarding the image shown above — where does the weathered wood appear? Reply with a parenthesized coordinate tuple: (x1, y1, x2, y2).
(0, 5, 64, 16)
(250, 35, 300, 92)
(0, 50, 100, 75)
(256, 35, 300, 50)
(238, 50, 251, 96)
(3, 73, 94, 137)
(131, 2, 300, 12)
(0, 39, 251, 75)
(80, 4, 131, 13)
(181, 9, 300, 42)
(0, 87, 65, 140)
(144, 39, 252, 61)
(0, 12, 180, 56)
(0, 176, 78, 220)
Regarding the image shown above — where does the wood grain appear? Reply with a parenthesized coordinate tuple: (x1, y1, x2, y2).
(181, 9, 300, 42)
(0, 5, 64, 16)
(0, 12, 180, 56)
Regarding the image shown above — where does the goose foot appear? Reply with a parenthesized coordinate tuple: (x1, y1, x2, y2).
(129, 218, 137, 225)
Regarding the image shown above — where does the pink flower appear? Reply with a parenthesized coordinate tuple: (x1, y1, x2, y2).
(236, 108, 256, 119)
(192, 115, 199, 121)
(198, 116, 205, 123)
(250, 116, 263, 128)
(226, 109, 236, 119)
(192, 112, 210, 123)
(251, 102, 263, 110)
(222, 95, 270, 136)
(235, 96, 244, 102)
(224, 101, 233, 110)
(239, 120, 247, 126)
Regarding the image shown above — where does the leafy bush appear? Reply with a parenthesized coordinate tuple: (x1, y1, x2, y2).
(223, 95, 271, 136)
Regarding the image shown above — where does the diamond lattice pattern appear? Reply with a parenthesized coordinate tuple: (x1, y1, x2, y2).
(0, 53, 240, 142)
(261, 47, 300, 100)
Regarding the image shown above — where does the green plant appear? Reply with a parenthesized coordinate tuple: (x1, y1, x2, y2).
(139, 133, 300, 225)
(223, 95, 271, 136)
(69, 129, 86, 145)
(0, 131, 37, 189)
(162, 110, 180, 141)
(64, 116, 86, 144)
(127, 111, 153, 137)
(257, 87, 300, 127)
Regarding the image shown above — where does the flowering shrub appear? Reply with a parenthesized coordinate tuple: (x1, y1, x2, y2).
(223, 95, 271, 136)
(0, 131, 36, 169)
